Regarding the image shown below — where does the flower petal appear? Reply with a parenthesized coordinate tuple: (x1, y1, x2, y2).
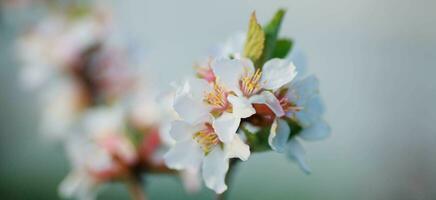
(261, 58, 297, 91)
(285, 138, 311, 174)
(250, 91, 284, 117)
(169, 120, 196, 141)
(211, 59, 244, 92)
(164, 140, 203, 171)
(268, 119, 291, 153)
(287, 44, 307, 78)
(299, 120, 331, 141)
(180, 169, 202, 193)
(59, 172, 95, 200)
(202, 147, 229, 194)
(212, 112, 240, 143)
(173, 94, 209, 125)
(187, 78, 210, 99)
(226, 134, 250, 161)
(227, 95, 255, 118)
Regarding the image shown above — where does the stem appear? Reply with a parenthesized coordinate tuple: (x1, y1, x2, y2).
(216, 159, 240, 200)
(126, 176, 148, 200)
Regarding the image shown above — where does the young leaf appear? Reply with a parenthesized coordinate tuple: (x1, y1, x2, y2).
(260, 9, 286, 64)
(243, 12, 265, 64)
(272, 38, 293, 59)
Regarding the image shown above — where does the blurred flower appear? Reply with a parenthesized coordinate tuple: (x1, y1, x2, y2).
(82, 106, 138, 165)
(16, 9, 110, 90)
(39, 78, 86, 140)
(59, 136, 115, 200)
(164, 114, 249, 193)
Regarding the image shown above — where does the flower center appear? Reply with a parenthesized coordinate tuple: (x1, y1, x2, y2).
(277, 90, 303, 113)
(240, 69, 262, 96)
(204, 83, 231, 112)
(193, 123, 220, 154)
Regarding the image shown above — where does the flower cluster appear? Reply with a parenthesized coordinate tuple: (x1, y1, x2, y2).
(15, 4, 329, 199)
(15, 3, 200, 200)
(164, 10, 330, 194)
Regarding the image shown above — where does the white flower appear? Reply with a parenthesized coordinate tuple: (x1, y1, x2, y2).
(16, 12, 107, 89)
(210, 57, 297, 135)
(59, 136, 113, 200)
(268, 75, 330, 173)
(81, 106, 137, 165)
(40, 78, 84, 141)
(164, 96, 250, 194)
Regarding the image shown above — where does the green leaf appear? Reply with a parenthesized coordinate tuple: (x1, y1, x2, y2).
(286, 118, 303, 139)
(260, 9, 286, 65)
(241, 125, 272, 153)
(272, 38, 293, 59)
(243, 12, 265, 64)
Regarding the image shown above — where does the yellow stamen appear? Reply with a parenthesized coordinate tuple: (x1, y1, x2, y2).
(241, 69, 262, 96)
(193, 123, 220, 154)
(204, 84, 229, 111)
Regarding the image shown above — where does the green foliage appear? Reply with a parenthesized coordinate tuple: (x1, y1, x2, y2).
(286, 118, 303, 139)
(243, 12, 265, 64)
(259, 9, 286, 65)
(272, 38, 293, 59)
(242, 126, 272, 153)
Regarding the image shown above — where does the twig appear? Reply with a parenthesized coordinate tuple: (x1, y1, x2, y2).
(126, 175, 147, 200)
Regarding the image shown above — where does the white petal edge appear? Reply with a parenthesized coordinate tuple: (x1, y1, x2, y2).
(299, 120, 331, 141)
(187, 78, 210, 99)
(261, 58, 297, 91)
(268, 119, 291, 153)
(180, 169, 202, 193)
(202, 147, 229, 194)
(164, 140, 203, 171)
(250, 91, 285, 117)
(169, 120, 195, 141)
(211, 58, 244, 92)
(173, 94, 209, 125)
(285, 138, 311, 174)
(227, 95, 255, 118)
(226, 134, 250, 161)
(212, 112, 240, 143)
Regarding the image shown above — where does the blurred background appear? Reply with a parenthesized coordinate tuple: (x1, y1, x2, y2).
(1, 0, 435, 199)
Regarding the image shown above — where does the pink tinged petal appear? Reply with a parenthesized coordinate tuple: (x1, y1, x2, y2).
(261, 58, 297, 91)
(173, 94, 209, 124)
(226, 134, 250, 161)
(227, 95, 255, 118)
(211, 58, 245, 92)
(164, 140, 203, 171)
(212, 112, 240, 143)
(181, 169, 202, 193)
(169, 120, 195, 141)
(202, 147, 229, 194)
(285, 138, 311, 174)
(269, 119, 291, 153)
(250, 91, 285, 117)
(299, 120, 331, 141)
